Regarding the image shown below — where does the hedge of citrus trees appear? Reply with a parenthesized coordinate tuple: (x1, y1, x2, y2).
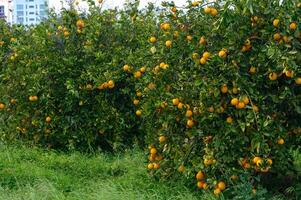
(0, 0, 301, 198)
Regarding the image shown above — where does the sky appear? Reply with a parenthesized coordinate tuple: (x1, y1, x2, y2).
(48, 0, 187, 11)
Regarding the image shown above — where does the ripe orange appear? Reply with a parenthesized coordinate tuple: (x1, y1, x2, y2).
(267, 158, 273, 165)
(153, 163, 160, 169)
(249, 66, 256, 74)
(149, 36, 157, 43)
(192, 1, 199, 7)
(159, 136, 166, 143)
(123, 64, 130, 71)
(199, 36, 206, 45)
(236, 101, 246, 109)
(76, 19, 85, 29)
(177, 103, 184, 109)
(202, 52, 211, 59)
(284, 70, 294, 78)
(186, 35, 193, 41)
(217, 181, 226, 191)
(165, 40, 172, 47)
(134, 71, 142, 78)
(185, 110, 193, 118)
(178, 165, 185, 172)
(210, 8, 218, 16)
(295, 77, 301, 84)
(148, 163, 154, 169)
(230, 98, 239, 106)
(277, 138, 284, 145)
(196, 171, 205, 180)
(0, 103, 5, 110)
(218, 50, 227, 58)
(214, 188, 221, 195)
(45, 116, 52, 123)
(208, 106, 214, 113)
(273, 19, 280, 27)
(274, 33, 281, 41)
(269, 72, 278, 81)
(289, 22, 297, 30)
(204, 7, 211, 14)
(136, 91, 142, 97)
(133, 99, 139, 105)
(140, 67, 146, 73)
(220, 84, 228, 94)
(136, 110, 142, 117)
(187, 119, 194, 128)
(200, 57, 207, 65)
(197, 181, 207, 189)
(171, 7, 177, 13)
(108, 80, 114, 88)
(226, 116, 233, 124)
(252, 156, 261, 164)
(150, 148, 157, 155)
(172, 98, 180, 106)
(10, 99, 17, 104)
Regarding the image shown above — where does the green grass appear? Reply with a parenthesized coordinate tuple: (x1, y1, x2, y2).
(0, 144, 203, 200)
(0, 144, 300, 200)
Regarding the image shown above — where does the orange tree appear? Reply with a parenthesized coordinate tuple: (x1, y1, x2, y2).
(134, 0, 301, 198)
(0, 1, 157, 151)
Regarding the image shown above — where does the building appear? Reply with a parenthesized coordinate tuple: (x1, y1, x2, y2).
(12, 0, 48, 25)
(0, 0, 13, 23)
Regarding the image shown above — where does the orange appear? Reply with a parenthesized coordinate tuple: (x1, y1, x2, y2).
(210, 8, 218, 16)
(208, 106, 214, 113)
(149, 36, 157, 43)
(150, 148, 157, 155)
(45, 116, 52, 123)
(123, 64, 130, 71)
(249, 66, 256, 74)
(217, 181, 226, 191)
(289, 22, 297, 30)
(192, 53, 198, 59)
(226, 116, 233, 124)
(274, 33, 281, 41)
(187, 119, 194, 128)
(204, 7, 211, 14)
(136, 110, 142, 117)
(134, 71, 142, 78)
(230, 98, 239, 106)
(148, 163, 154, 169)
(76, 19, 85, 29)
(0, 103, 5, 110)
(295, 77, 301, 84)
(171, 7, 177, 13)
(214, 188, 221, 195)
(162, 23, 171, 31)
(267, 158, 273, 165)
(236, 101, 246, 109)
(273, 19, 280, 27)
(252, 156, 261, 164)
(199, 36, 206, 45)
(10, 99, 17, 104)
(192, 1, 199, 7)
(165, 40, 172, 47)
(200, 57, 207, 65)
(252, 105, 259, 112)
(140, 67, 146, 73)
(136, 91, 142, 97)
(108, 80, 114, 88)
(277, 138, 284, 145)
(153, 163, 160, 169)
(178, 165, 185, 172)
(159, 136, 166, 143)
(172, 98, 180, 106)
(202, 51, 211, 59)
(186, 35, 193, 41)
(269, 72, 278, 81)
(285, 70, 294, 78)
(218, 50, 227, 58)
(177, 103, 184, 109)
(133, 99, 139, 105)
(185, 110, 193, 118)
(196, 171, 205, 180)
(197, 181, 207, 189)
(220, 84, 228, 93)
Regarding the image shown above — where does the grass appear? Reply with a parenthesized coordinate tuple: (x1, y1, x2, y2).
(0, 144, 202, 200)
(0, 144, 300, 200)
